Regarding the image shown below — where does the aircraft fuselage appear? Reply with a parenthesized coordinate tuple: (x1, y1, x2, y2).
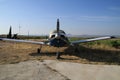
(49, 30, 69, 47)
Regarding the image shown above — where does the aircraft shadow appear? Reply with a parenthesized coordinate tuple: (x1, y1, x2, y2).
(29, 45, 120, 64)
(29, 52, 79, 60)
(29, 52, 57, 57)
(64, 45, 120, 65)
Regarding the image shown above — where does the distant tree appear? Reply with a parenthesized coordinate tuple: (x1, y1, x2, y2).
(7, 26, 12, 38)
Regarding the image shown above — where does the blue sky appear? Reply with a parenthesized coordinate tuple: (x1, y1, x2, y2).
(0, 0, 120, 35)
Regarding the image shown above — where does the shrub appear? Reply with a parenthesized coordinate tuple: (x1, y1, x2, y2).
(111, 40, 120, 48)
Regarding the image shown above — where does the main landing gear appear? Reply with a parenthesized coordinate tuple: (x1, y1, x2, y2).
(74, 44, 79, 53)
(37, 45, 42, 54)
(37, 45, 61, 59)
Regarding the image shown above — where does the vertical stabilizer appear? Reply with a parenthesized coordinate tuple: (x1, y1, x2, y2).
(57, 19, 60, 32)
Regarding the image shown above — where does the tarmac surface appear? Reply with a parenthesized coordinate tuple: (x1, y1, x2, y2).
(0, 60, 120, 80)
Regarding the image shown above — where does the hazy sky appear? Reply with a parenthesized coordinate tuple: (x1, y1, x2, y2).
(0, 0, 120, 35)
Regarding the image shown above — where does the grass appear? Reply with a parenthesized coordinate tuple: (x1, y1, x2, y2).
(80, 39, 120, 50)
(66, 37, 120, 65)
(69, 37, 120, 50)
(69, 37, 85, 41)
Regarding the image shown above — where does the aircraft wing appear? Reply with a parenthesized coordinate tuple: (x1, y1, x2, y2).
(0, 38, 46, 45)
(71, 36, 115, 44)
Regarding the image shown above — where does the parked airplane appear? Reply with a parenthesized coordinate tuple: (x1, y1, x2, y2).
(0, 19, 115, 59)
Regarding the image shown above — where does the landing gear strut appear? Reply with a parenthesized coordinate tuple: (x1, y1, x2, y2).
(56, 52, 61, 59)
(37, 48, 40, 53)
(74, 44, 79, 53)
(56, 46, 61, 59)
(37, 45, 42, 54)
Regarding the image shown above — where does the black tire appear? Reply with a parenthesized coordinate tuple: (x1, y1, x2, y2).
(37, 48, 40, 53)
(75, 48, 79, 53)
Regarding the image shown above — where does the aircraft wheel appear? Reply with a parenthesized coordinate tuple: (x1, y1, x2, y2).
(37, 48, 40, 53)
(75, 48, 79, 53)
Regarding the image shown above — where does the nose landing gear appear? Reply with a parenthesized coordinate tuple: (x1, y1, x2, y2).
(56, 51, 61, 59)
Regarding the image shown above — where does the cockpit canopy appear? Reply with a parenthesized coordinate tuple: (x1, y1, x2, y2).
(49, 30, 66, 38)
(50, 30, 66, 34)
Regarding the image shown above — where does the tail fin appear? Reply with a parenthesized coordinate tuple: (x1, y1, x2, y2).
(57, 19, 60, 32)
(7, 26, 12, 38)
